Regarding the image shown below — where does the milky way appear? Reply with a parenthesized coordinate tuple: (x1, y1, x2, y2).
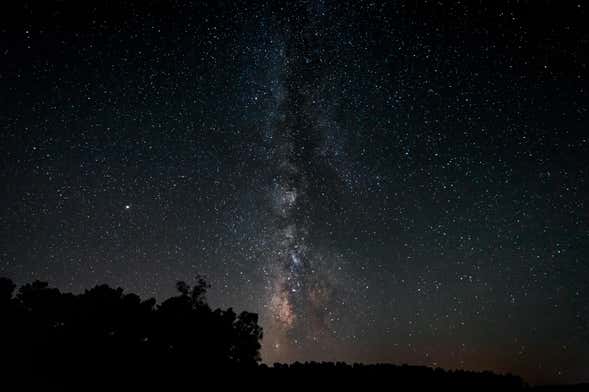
(252, 9, 366, 360)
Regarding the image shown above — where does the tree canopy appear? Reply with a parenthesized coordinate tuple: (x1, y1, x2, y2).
(0, 275, 262, 381)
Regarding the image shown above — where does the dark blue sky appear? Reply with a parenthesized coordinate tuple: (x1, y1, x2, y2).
(1, 0, 587, 385)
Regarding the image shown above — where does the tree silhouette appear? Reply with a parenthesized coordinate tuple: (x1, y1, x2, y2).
(0, 275, 263, 383)
(0, 277, 15, 302)
(0, 275, 539, 389)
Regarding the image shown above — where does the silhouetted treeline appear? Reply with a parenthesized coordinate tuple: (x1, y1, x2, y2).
(1, 277, 572, 389)
(256, 363, 583, 391)
(0, 276, 262, 383)
(258, 361, 527, 390)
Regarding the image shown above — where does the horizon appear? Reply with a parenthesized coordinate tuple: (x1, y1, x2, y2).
(0, 275, 577, 387)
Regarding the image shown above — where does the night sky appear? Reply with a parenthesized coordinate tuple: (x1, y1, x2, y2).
(1, 0, 588, 385)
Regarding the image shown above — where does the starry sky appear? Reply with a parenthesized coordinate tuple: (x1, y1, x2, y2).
(1, 0, 588, 385)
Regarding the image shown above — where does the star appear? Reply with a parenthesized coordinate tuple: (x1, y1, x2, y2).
(1, 0, 586, 385)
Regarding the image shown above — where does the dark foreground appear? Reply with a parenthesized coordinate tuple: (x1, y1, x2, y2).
(5, 362, 587, 391)
(1, 278, 583, 389)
